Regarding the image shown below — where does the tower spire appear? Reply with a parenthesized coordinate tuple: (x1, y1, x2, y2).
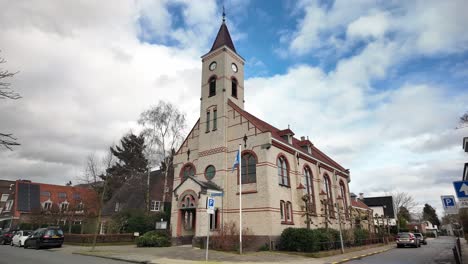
(222, 5, 226, 23)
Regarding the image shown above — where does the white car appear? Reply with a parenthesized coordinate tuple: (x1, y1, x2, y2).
(11, 230, 32, 247)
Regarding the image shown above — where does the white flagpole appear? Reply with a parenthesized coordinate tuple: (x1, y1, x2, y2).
(238, 144, 242, 255)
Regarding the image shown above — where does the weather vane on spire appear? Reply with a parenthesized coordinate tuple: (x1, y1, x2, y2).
(222, 5, 226, 22)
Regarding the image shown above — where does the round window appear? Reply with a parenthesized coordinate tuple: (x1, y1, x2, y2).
(205, 165, 216, 180)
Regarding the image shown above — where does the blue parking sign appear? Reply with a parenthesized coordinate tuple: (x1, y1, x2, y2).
(441, 195, 455, 208)
(207, 197, 215, 210)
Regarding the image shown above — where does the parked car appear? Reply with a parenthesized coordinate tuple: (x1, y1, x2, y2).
(24, 227, 64, 249)
(413, 233, 427, 245)
(0, 230, 17, 245)
(396, 232, 420, 248)
(11, 230, 32, 247)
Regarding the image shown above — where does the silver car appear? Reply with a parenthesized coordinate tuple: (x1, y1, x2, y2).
(396, 232, 420, 248)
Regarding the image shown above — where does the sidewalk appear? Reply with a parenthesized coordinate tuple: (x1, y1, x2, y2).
(57, 243, 396, 264)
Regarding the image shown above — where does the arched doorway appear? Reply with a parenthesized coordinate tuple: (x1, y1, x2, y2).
(177, 190, 198, 244)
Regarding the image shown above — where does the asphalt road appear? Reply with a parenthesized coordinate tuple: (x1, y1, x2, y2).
(347, 236, 456, 264)
(0, 244, 129, 264)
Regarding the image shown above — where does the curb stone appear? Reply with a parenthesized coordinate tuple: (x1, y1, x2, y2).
(329, 248, 392, 264)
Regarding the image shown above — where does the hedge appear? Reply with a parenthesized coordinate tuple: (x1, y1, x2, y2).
(64, 233, 135, 244)
(136, 231, 170, 247)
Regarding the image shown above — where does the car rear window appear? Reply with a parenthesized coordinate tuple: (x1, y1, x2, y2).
(399, 233, 410, 238)
(414, 234, 421, 237)
(45, 229, 63, 236)
(23, 231, 31, 236)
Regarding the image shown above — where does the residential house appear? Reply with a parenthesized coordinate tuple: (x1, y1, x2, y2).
(0, 180, 16, 230)
(350, 193, 374, 233)
(362, 195, 396, 233)
(0, 180, 98, 230)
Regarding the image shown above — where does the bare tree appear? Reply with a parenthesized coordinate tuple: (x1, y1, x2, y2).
(79, 150, 114, 251)
(390, 191, 418, 215)
(0, 52, 21, 150)
(138, 101, 186, 210)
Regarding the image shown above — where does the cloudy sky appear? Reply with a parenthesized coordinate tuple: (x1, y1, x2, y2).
(1, 0, 467, 215)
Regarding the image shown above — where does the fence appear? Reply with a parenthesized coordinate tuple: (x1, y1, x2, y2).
(64, 233, 136, 244)
(316, 237, 387, 252)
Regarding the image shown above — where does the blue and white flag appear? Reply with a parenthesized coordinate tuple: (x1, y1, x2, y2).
(232, 150, 240, 172)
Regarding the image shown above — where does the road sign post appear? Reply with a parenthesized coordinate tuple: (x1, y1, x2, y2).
(206, 197, 215, 262)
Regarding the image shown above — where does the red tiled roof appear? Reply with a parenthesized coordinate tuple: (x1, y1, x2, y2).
(228, 99, 348, 173)
(351, 199, 371, 210)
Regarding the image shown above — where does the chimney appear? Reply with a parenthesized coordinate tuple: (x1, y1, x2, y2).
(301, 136, 305, 141)
(359, 193, 364, 200)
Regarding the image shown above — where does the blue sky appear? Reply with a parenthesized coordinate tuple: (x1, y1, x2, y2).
(0, 0, 467, 216)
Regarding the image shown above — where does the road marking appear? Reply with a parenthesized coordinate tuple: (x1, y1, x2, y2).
(328, 247, 393, 264)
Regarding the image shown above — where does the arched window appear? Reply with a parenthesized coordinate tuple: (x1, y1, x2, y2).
(323, 174, 334, 217)
(241, 152, 256, 184)
(181, 194, 196, 208)
(231, 78, 238, 98)
(286, 201, 293, 222)
(303, 166, 316, 214)
(340, 180, 348, 219)
(280, 200, 285, 220)
(181, 163, 195, 179)
(277, 156, 289, 186)
(303, 166, 314, 197)
(209, 76, 216, 97)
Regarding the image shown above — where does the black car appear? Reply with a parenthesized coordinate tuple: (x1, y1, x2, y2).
(413, 233, 427, 245)
(0, 230, 17, 245)
(24, 227, 64, 249)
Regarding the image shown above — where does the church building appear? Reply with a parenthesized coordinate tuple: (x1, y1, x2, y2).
(170, 16, 351, 249)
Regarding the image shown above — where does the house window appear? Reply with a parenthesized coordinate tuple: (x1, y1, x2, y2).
(43, 202, 52, 210)
(209, 208, 220, 230)
(76, 203, 84, 211)
(150, 200, 161, 212)
(213, 109, 217, 130)
(206, 111, 210, 132)
(277, 156, 289, 186)
(73, 193, 81, 200)
(280, 200, 285, 220)
(231, 78, 238, 98)
(181, 164, 196, 179)
(41, 191, 51, 197)
(209, 76, 216, 97)
(205, 165, 216, 180)
(323, 174, 334, 218)
(0, 194, 9, 202)
(60, 202, 69, 211)
(115, 202, 120, 212)
(303, 166, 315, 214)
(58, 192, 67, 199)
(241, 153, 257, 184)
(4, 200, 13, 211)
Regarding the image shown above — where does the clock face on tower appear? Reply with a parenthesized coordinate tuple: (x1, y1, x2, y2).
(231, 63, 238, 73)
(209, 61, 217, 71)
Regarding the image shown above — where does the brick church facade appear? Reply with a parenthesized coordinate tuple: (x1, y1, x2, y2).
(170, 17, 351, 248)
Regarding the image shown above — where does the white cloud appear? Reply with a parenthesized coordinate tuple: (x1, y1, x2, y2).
(286, 0, 468, 57)
(347, 12, 389, 39)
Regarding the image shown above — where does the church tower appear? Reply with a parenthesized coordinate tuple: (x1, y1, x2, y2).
(199, 14, 245, 140)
